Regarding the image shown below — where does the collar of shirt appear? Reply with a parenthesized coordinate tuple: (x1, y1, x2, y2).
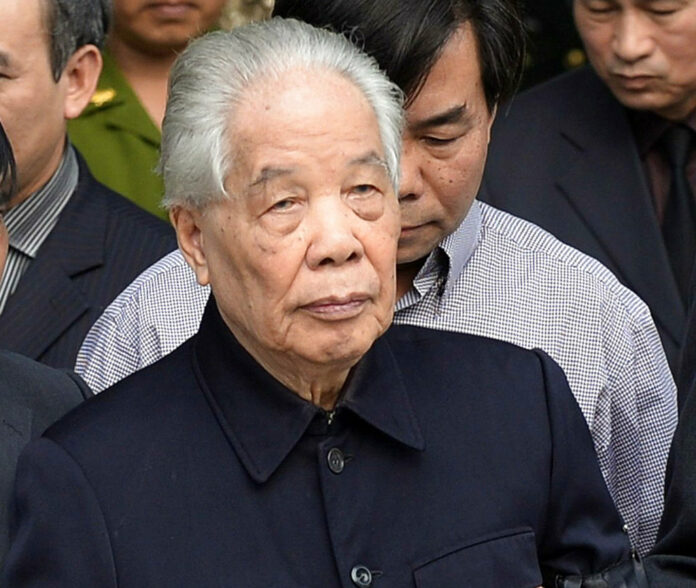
(396, 200, 481, 312)
(4, 145, 78, 259)
(193, 297, 425, 484)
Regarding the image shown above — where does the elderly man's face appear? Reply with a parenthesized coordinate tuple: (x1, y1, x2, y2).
(184, 70, 400, 370)
(574, 0, 696, 120)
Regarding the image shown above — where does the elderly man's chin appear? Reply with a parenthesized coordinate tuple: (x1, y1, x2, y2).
(296, 303, 394, 366)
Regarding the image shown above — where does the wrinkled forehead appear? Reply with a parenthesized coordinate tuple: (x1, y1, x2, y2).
(226, 67, 385, 172)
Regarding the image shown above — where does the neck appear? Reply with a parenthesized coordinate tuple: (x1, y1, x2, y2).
(227, 323, 356, 412)
(107, 38, 177, 129)
(396, 259, 425, 299)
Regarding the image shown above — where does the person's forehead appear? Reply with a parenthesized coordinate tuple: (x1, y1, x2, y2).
(0, 0, 50, 55)
(576, 0, 694, 8)
(228, 69, 385, 183)
(405, 24, 485, 124)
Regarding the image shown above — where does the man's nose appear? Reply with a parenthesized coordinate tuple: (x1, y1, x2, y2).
(398, 139, 425, 203)
(305, 198, 364, 269)
(612, 12, 655, 64)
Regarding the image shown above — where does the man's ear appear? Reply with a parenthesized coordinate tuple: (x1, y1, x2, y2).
(170, 206, 211, 287)
(62, 45, 103, 120)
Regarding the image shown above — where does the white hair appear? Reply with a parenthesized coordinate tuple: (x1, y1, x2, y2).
(159, 17, 404, 210)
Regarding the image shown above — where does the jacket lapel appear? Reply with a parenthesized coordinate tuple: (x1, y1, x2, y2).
(0, 167, 106, 360)
(554, 73, 684, 346)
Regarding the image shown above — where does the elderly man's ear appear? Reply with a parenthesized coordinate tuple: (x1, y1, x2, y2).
(62, 45, 103, 120)
(170, 206, 211, 287)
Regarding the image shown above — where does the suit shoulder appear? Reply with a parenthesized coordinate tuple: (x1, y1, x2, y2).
(74, 154, 175, 251)
(384, 324, 547, 368)
(0, 352, 87, 424)
(495, 67, 607, 132)
(44, 339, 199, 447)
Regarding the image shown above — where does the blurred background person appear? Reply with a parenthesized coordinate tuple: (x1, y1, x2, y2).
(0, 121, 91, 572)
(0, 0, 175, 369)
(482, 0, 696, 388)
(68, 0, 228, 220)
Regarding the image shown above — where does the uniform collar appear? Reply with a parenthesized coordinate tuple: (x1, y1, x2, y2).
(193, 297, 424, 484)
(80, 49, 161, 147)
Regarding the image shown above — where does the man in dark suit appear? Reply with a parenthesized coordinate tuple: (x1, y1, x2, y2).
(0, 0, 175, 369)
(644, 282, 696, 584)
(1, 120, 90, 572)
(481, 0, 696, 379)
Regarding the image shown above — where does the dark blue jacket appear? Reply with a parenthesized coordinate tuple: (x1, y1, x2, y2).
(0, 153, 176, 369)
(4, 300, 642, 587)
(0, 351, 90, 571)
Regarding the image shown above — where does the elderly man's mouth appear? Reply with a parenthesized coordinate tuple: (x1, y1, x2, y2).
(300, 295, 370, 319)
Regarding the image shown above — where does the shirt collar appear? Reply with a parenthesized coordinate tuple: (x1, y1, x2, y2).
(193, 297, 424, 484)
(4, 145, 78, 258)
(396, 200, 481, 310)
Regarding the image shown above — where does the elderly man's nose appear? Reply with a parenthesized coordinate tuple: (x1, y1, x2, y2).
(612, 14, 654, 63)
(306, 204, 364, 268)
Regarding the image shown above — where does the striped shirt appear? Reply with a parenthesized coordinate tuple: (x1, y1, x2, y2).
(0, 147, 78, 314)
(76, 200, 677, 556)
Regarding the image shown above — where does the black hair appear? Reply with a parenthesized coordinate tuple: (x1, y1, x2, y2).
(273, 0, 526, 110)
(42, 0, 111, 81)
(0, 121, 17, 208)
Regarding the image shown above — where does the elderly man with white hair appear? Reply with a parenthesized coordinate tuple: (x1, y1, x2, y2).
(5, 18, 644, 587)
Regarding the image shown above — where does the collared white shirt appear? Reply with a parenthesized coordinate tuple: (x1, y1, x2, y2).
(76, 200, 677, 556)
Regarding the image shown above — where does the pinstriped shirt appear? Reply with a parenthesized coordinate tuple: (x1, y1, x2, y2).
(76, 199, 677, 556)
(0, 147, 78, 314)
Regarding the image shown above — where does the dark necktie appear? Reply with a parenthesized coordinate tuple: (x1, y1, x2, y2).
(659, 124, 696, 306)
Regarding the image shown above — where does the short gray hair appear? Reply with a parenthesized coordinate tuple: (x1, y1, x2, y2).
(160, 17, 404, 210)
(42, 0, 111, 81)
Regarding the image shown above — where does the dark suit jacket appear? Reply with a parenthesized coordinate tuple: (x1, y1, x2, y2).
(644, 268, 696, 584)
(0, 350, 90, 571)
(645, 379, 696, 586)
(481, 66, 684, 373)
(0, 153, 176, 369)
(3, 300, 644, 587)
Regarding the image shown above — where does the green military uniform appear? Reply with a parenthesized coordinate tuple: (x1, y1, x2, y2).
(68, 51, 167, 221)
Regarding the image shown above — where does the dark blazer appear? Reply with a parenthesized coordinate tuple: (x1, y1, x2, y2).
(644, 268, 696, 584)
(0, 153, 176, 369)
(645, 379, 696, 586)
(0, 350, 90, 571)
(3, 301, 644, 587)
(481, 66, 684, 372)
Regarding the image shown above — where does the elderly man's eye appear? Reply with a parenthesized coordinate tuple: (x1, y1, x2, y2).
(351, 184, 379, 196)
(269, 198, 296, 212)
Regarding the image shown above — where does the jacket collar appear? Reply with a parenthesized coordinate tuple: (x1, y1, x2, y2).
(193, 298, 424, 484)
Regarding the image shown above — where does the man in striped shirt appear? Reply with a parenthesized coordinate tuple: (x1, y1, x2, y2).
(0, 0, 175, 368)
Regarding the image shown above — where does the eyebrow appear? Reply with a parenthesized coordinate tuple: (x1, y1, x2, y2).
(248, 166, 294, 190)
(348, 151, 389, 173)
(248, 151, 389, 190)
(409, 104, 469, 132)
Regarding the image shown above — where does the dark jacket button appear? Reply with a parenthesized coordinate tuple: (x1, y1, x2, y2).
(351, 565, 373, 587)
(327, 448, 345, 474)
